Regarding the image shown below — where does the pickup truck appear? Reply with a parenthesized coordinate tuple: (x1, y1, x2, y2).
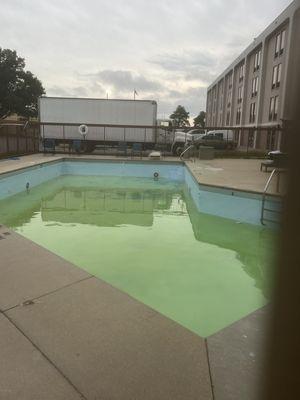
(171, 128, 205, 155)
(194, 130, 237, 150)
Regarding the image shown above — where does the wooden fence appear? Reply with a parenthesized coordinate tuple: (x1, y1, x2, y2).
(0, 123, 39, 158)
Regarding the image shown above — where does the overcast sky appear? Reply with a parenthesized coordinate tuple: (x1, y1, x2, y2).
(1, 0, 292, 119)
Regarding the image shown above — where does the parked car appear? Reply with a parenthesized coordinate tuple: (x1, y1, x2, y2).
(194, 130, 236, 150)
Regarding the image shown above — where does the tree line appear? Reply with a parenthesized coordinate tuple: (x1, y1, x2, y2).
(170, 105, 206, 128)
(0, 48, 45, 119)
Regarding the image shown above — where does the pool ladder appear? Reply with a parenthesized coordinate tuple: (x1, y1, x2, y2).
(260, 168, 283, 225)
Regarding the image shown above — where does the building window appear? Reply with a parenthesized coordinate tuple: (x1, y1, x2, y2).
(238, 63, 245, 82)
(275, 33, 280, 57)
(236, 107, 241, 124)
(227, 90, 232, 107)
(251, 77, 259, 97)
(269, 97, 274, 120)
(237, 86, 243, 103)
(274, 96, 278, 120)
(272, 64, 282, 89)
(254, 49, 262, 71)
(248, 131, 255, 148)
(226, 111, 230, 125)
(219, 81, 224, 95)
(267, 131, 276, 150)
(228, 73, 233, 89)
(212, 89, 217, 113)
(249, 103, 256, 123)
(277, 63, 282, 86)
(269, 96, 279, 121)
(275, 29, 286, 57)
(280, 30, 286, 54)
(272, 66, 277, 88)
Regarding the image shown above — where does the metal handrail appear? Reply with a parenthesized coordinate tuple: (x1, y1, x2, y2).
(23, 120, 29, 131)
(260, 168, 278, 225)
(180, 144, 195, 160)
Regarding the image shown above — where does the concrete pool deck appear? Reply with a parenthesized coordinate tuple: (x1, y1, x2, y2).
(0, 226, 212, 400)
(0, 225, 268, 400)
(0, 153, 274, 399)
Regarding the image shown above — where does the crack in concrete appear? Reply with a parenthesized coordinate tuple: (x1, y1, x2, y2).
(2, 276, 93, 313)
(205, 338, 216, 400)
(2, 312, 88, 400)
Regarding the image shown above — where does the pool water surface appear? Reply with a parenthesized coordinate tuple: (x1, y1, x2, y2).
(0, 169, 276, 337)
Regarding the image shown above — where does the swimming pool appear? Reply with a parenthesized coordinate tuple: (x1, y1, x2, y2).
(0, 160, 278, 337)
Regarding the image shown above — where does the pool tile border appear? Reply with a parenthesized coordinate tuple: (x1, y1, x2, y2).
(0, 155, 282, 202)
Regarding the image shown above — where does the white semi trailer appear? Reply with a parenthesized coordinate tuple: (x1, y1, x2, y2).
(39, 97, 158, 151)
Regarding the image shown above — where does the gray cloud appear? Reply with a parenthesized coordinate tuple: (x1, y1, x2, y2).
(167, 90, 185, 98)
(47, 86, 72, 97)
(167, 86, 207, 117)
(149, 50, 219, 84)
(47, 85, 93, 98)
(0, 0, 291, 119)
(86, 70, 162, 93)
(150, 51, 216, 72)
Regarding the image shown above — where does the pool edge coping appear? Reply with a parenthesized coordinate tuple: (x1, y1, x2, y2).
(0, 156, 184, 179)
(184, 162, 282, 199)
(0, 155, 283, 199)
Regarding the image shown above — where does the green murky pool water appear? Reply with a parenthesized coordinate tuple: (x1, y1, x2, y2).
(0, 175, 276, 337)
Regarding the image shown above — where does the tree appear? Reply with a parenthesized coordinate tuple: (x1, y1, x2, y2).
(170, 105, 190, 127)
(0, 48, 45, 119)
(194, 111, 206, 128)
